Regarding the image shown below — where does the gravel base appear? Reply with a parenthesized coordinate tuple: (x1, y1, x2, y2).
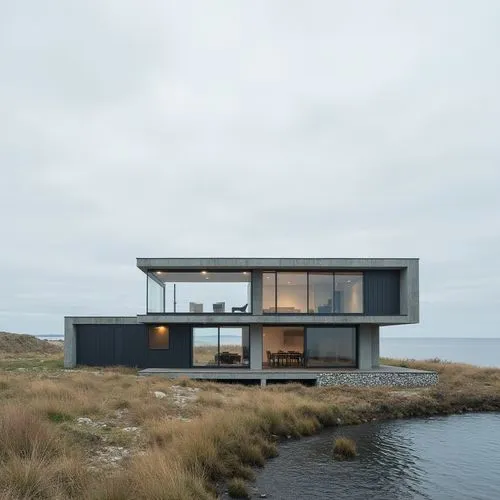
(316, 371, 438, 387)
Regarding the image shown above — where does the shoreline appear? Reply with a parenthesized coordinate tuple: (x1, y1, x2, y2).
(0, 355, 499, 499)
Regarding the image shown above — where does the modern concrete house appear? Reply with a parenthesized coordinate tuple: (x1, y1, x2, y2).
(65, 258, 436, 386)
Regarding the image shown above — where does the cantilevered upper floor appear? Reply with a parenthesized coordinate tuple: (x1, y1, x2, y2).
(136, 258, 419, 326)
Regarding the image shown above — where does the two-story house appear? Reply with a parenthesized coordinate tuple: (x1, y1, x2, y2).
(64, 258, 436, 386)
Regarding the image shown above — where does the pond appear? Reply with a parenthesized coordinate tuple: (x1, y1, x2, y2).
(254, 413, 500, 499)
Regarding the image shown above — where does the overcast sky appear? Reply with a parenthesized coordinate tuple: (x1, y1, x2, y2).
(1, 1, 499, 337)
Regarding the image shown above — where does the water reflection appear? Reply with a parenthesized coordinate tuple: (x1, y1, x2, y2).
(255, 414, 500, 500)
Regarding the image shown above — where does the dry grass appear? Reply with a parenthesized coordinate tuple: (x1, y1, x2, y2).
(227, 477, 250, 498)
(333, 437, 357, 459)
(0, 342, 499, 498)
(0, 332, 62, 357)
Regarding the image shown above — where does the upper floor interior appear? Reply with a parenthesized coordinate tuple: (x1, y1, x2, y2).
(137, 258, 419, 323)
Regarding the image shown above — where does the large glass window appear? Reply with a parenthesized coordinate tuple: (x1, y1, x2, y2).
(277, 272, 307, 313)
(306, 327, 356, 367)
(335, 273, 363, 313)
(263, 272, 276, 313)
(149, 271, 251, 314)
(263, 326, 304, 368)
(308, 273, 334, 314)
(147, 273, 165, 313)
(262, 271, 364, 315)
(192, 327, 249, 368)
(193, 327, 219, 367)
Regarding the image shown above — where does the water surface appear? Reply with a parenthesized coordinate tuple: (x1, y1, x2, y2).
(381, 337, 500, 367)
(255, 413, 500, 499)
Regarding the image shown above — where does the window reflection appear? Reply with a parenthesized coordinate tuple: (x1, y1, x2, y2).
(335, 273, 363, 313)
(308, 273, 334, 313)
(263, 272, 276, 313)
(306, 327, 356, 367)
(192, 327, 249, 368)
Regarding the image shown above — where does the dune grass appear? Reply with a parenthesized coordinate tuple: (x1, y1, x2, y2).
(0, 347, 499, 498)
(333, 436, 357, 459)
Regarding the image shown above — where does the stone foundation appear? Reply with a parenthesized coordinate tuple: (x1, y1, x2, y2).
(316, 371, 438, 387)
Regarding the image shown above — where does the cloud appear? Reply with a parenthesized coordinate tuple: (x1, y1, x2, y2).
(1, 1, 499, 336)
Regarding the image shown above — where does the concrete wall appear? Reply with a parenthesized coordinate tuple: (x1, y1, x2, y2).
(250, 324, 263, 369)
(137, 257, 418, 271)
(358, 324, 380, 369)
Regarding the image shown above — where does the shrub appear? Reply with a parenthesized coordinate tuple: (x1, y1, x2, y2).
(0, 406, 64, 461)
(333, 437, 357, 459)
(227, 478, 249, 499)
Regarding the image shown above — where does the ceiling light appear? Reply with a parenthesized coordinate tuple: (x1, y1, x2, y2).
(242, 271, 248, 275)
(201, 271, 207, 275)
(156, 271, 162, 275)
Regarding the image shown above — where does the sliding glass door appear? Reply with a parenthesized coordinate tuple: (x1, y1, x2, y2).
(306, 327, 357, 367)
(192, 327, 250, 368)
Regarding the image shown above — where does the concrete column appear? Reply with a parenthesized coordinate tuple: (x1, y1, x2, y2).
(250, 324, 263, 370)
(407, 260, 419, 323)
(64, 317, 77, 368)
(400, 268, 408, 315)
(358, 324, 372, 370)
(371, 325, 380, 368)
(251, 271, 263, 314)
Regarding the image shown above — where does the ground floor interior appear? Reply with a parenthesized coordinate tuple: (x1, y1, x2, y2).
(190, 325, 359, 369)
(68, 320, 381, 371)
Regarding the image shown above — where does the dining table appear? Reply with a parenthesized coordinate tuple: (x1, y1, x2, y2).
(272, 351, 303, 367)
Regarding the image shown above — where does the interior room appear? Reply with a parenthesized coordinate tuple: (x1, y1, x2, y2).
(262, 326, 305, 368)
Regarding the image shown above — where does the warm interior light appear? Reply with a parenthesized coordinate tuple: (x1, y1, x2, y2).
(156, 326, 167, 334)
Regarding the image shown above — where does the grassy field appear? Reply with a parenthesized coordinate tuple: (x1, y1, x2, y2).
(0, 333, 499, 499)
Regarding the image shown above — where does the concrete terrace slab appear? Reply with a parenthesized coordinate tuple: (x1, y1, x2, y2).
(138, 365, 438, 387)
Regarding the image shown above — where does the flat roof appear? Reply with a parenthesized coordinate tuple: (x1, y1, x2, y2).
(136, 257, 418, 272)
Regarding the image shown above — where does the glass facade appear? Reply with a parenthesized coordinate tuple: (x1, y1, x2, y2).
(306, 327, 356, 367)
(263, 326, 304, 368)
(335, 273, 363, 313)
(147, 273, 165, 313)
(147, 271, 251, 314)
(262, 272, 276, 313)
(192, 327, 249, 368)
(308, 273, 334, 314)
(277, 272, 307, 313)
(263, 271, 364, 314)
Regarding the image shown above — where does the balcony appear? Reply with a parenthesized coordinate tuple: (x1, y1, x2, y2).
(147, 271, 252, 314)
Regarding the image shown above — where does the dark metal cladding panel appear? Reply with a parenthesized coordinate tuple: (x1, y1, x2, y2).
(363, 270, 401, 315)
(76, 325, 115, 366)
(113, 325, 148, 367)
(146, 325, 191, 368)
(76, 324, 191, 368)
